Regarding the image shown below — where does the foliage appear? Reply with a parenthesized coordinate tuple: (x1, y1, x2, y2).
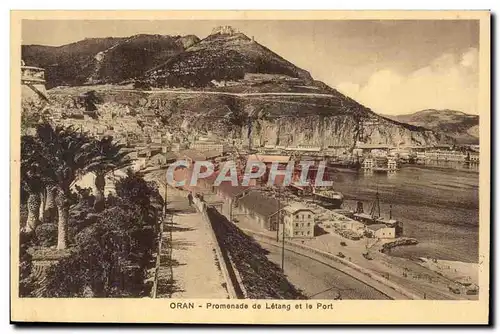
(114, 169, 163, 217)
(21, 99, 47, 135)
(19, 123, 160, 298)
(133, 80, 152, 90)
(45, 216, 146, 297)
(206, 207, 307, 299)
(85, 135, 131, 207)
(34, 223, 58, 247)
(34, 123, 96, 191)
(22, 35, 193, 88)
(42, 171, 160, 297)
(20, 134, 46, 196)
(19, 204, 28, 229)
(19, 232, 35, 297)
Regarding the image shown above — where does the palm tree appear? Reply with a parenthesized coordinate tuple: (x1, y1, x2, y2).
(20, 135, 45, 233)
(85, 136, 131, 212)
(42, 184, 58, 223)
(35, 124, 97, 249)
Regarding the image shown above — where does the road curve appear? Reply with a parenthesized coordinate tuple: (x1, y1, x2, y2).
(113, 88, 339, 98)
(260, 241, 391, 300)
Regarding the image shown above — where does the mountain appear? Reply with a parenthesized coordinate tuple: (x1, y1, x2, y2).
(47, 86, 450, 148)
(144, 27, 314, 88)
(22, 34, 200, 88)
(384, 109, 479, 144)
(23, 28, 452, 147)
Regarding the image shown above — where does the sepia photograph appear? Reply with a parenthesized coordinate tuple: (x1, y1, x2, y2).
(10, 10, 490, 324)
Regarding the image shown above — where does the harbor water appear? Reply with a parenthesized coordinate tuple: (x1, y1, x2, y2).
(330, 162, 479, 263)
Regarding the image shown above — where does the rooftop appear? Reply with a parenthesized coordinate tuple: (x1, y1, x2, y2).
(217, 181, 250, 198)
(165, 151, 180, 161)
(354, 213, 374, 220)
(238, 191, 282, 218)
(356, 143, 391, 149)
(180, 149, 209, 161)
(367, 224, 391, 231)
(283, 203, 314, 215)
(247, 154, 291, 164)
(375, 217, 399, 225)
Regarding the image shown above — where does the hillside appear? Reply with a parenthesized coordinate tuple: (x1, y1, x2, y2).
(46, 86, 450, 148)
(23, 28, 452, 147)
(144, 27, 315, 89)
(385, 109, 479, 144)
(22, 37, 127, 88)
(22, 34, 200, 88)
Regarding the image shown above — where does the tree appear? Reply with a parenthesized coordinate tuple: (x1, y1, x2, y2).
(43, 171, 161, 297)
(35, 123, 97, 249)
(20, 135, 47, 233)
(115, 169, 163, 223)
(21, 98, 48, 136)
(19, 231, 35, 297)
(85, 136, 131, 212)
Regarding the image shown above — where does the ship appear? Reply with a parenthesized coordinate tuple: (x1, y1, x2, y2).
(327, 158, 361, 173)
(352, 191, 404, 237)
(312, 186, 344, 209)
(289, 162, 344, 209)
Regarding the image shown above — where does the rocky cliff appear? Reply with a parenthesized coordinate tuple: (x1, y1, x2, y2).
(47, 87, 449, 147)
(248, 114, 444, 148)
(24, 28, 451, 147)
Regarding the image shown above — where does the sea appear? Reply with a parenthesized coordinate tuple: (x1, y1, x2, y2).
(330, 161, 480, 263)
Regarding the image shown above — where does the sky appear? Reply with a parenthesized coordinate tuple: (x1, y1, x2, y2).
(22, 20, 480, 115)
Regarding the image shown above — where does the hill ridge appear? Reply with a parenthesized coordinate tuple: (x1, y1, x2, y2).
(23, 30, 453, 147)
(383, 109, 479, 144)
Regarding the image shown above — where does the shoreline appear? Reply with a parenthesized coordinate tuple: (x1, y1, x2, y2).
(377, 240, 479, 293)
(400, 163, 479, 174)
(411, 257, 479, 287)
(377, 240, 479, 284)
(237, 219, 478, 299)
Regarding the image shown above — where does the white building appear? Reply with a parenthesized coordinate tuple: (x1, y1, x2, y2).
(425, 150, 467, 162)
(281, 203, 315, 239)
(190, 141, 225, 155)
(367, 224, 396, 239)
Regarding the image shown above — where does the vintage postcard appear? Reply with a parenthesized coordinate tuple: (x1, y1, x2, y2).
(10, 10, 490, 324)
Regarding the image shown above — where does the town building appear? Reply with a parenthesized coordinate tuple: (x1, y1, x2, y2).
(284, 145, 322, 152)
(367, 224, 396, 239)
(370, 149, 389, 158)
(425, 149, 467, 162)
(416, 151, 427, 160)
(468, 144, 480, 152)
(146, 151, 179, 168)
(236, 191, 282, 231)
(190, 141, 226, 155)
(246, 154, 292, 185)
(216, 182, 251, 221)
(388, 158, 398, 171)
(467, 151, 480, 163)
(330, 212, 365, 233)
(356, 143, 391, 155)
(211, 25, 238, 35)
(281, 203, 315, 239)
(21, 61, 48, 102)
(389, 148, 411, 159)
(375, 217, 403, 237)
(180, 149, 220, 165)
(170, 142, 187, 152)
(362, 158, 374, 170)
